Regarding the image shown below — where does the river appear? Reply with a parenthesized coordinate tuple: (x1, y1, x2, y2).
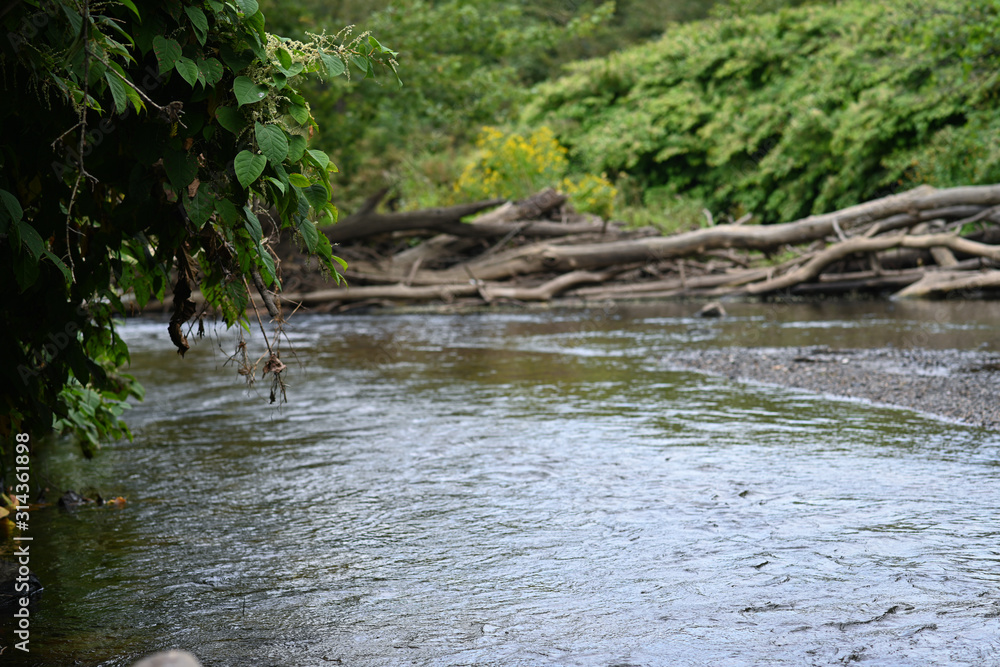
(6, 300, 1000, 666)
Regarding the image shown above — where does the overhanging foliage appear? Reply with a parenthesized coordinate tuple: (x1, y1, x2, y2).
(0, 0, 397, 456)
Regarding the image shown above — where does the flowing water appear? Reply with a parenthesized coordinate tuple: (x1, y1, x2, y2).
(5, 300, 1000, 666)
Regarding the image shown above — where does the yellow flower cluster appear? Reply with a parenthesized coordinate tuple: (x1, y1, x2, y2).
(560, 173, 617, 219)
(454, 126, 569, 202)
(451, 125, 616, 218)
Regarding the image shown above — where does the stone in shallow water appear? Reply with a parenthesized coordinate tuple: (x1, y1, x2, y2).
(131, 650, 202, 667)
(696, 301, 727, 318)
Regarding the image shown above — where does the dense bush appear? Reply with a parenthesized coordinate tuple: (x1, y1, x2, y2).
(261, 0, 726, 209)
(0, 0, 395, 455)
(522, 0, 1000, 223)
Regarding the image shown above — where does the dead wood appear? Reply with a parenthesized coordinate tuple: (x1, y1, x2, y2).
(323, 195, 506, 243)
(396, 186, 1000, 285)
(139, 184, 1000, 315)
(276, 269, 617, 305)
(747, 232, 1000, 295)
(893, 270, 1000, 299)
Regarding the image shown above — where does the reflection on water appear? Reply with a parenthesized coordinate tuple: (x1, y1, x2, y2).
(5, 300, 1000, 666)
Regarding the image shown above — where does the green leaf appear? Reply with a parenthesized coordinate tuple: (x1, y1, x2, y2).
(152, 36, 182, 75)
(43, 250, 72, 282)
(288, 104, 309, 125)
(234, 76, 268, 106)
(215, 105, 243, 134)
(276, 62, 304, 78)
(257, 242, 276, 286)
(324, 202, 339, 225)
(234, 150, 266, 189)
(270, 161, 290, 188)
(302, 184, 329, 211)
(104, 70, 127, 114)
(270, 71, 287, 90)
(277, 48, 293, 70)
(254, 122, 288, 165)
(17, 219, 44, 259)
(215, 199, 241, 226)
(287, 134, 307, 163)
(0, 188, 23, 225)
(244, 206, 263, 242)
(287, 172, 311, 188)
(298, 218, 319, 253)
(185, 6, 209, 45)
(185, 187, 215, 227)
(351, 55, 369, 74)
(320, 53, 345, 78)
(246, 10, 266, 43)
(305, 149, 330, 171)
(235, 0, 259, 15)
(265, 176, 286, 195)
(121, 72, 143, 112)
(118, 0, 141, 19)
(198, 57, 224, 86)
(162, 149, 197, 192)
(174, 56, 200, 87)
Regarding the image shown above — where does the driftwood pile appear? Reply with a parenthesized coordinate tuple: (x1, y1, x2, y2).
(268, 183, 1000, 311)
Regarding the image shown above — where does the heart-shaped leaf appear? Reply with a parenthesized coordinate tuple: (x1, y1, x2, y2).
(174, 56, 199, 88)
(185, 187, 215, 227)
(254, 122, 288, 165)
(234, 150, 266, 189)
(152, 36, 182, 75)
(234, 76, 268, 107)
(320, 53, 345, 78)
(215, 105, 243, 134)
(198, 57, 224, 87)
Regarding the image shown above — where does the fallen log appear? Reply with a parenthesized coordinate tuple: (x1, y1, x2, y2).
(746, 232, 1000, 295)
(276, 270, 616, 305)
(893, 270, 1000, 299)
(394, 185, 1000, 285)
(324, 195, 506, 243)
(140, 184, 1000, 316)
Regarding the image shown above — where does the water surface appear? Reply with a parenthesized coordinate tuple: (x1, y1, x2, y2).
(6, 300, 1000, 666)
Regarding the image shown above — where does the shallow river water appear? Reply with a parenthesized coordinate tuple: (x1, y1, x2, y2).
(6, 300, 1000, 666)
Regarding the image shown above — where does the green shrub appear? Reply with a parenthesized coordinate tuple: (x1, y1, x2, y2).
(523, 0, 1000, 223)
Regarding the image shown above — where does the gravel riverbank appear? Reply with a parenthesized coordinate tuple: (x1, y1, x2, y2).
(665, 346, 1000, 430)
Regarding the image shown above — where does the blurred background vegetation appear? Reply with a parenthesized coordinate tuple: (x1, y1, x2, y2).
(262, 0, 1000, 232)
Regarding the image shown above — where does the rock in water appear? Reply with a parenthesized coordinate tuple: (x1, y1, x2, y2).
(697, 301, 726, 318)
(132, 650, 202, 667)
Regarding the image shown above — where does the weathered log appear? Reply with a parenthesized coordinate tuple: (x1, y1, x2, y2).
(893, 270, 1000, 299)
(747, 232, 1000, 295)
(571, 268, 771, 298)
(398, 186, 1000, 285)
(277, 269, 616, 304)
(384, 189, 567, 271)
(323, 196, 506, 243)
